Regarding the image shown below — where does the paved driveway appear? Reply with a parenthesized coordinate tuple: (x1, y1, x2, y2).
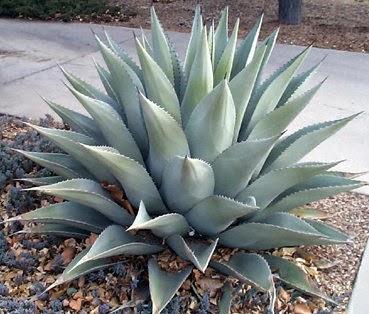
(0, 19, 368, 193)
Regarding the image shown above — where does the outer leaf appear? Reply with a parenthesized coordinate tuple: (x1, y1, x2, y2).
(289, 207, 330, 219)
(263, 114, 359, 172)
(127, 202, 189, 238)
(82, 145, 167, 215)
(14, 150, 92, 179)
(148, 258, 192, 314)
(231, 14, 263, 78)
(26, 123, 96, 144)
(96, 37, 148, 155)
(244, 46, 311, 136)
(74, 225, 163, 268)
(185, 81, 235, 162)
(240, 44, 310, 139)
(17, 224, 90, 239)
(185, 195, 258, 236)
(219, 213, 336, 249)
(69, 87, 144, 164)
(219, 282, 234, 314)
(210, 253, 273, 292)
(6, 202, 112, 233)
(184, 5, 203, 79)
(150, 6, 174, 84)
(140, 94, 190, 185)
(135, 38, 181, 123)
(27, 124, 117, 183)
(252, 28, 279, 88)
(46, 100, 102, 141)
(247, 80, 324, 140)
(254, 174, 365, 220)
(208, 20, 215, 69)
(18, 176, 64, 186)
(104, 31, 143, 80)
(166, 235, 218, 272)
(140, 28, 153, 56)
(43, 248, 115, 294)
(230, 43, 266, 141)
(263, 255, 336, 303)
(213, 7, 229, 65)
(96, 36, 144, 92)
(168, 36, 184, 99)
(60, 67, 115, 107)
(306, 219, 352, 244)
(181, 27, 213, 125)
(277, 58, 324, 107)
(94, 60, 119, 102)
(236, 162, 337, 209)
(213, 18, 239, 85)
(212, 136, 277, 197)
(26, 179, 133, 226)
(161, 156, 215, 214)
(60, 67, 121, 119)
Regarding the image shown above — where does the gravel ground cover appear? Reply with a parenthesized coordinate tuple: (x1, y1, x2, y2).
(1, 114, 368, 313)
(112, 0, 369, 53)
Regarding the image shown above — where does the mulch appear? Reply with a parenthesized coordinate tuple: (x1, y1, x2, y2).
(106, 0, 369, 53)
(1, 116, 368, 313)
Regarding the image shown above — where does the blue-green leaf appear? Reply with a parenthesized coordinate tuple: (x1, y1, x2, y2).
(166, 235, 218, 272)
(185, 80, 235, 162)
(237, 162, 337, 209)
(161, 156, 214, 214)
(26, 178, 133, 225)
(181, 27, 213, 125)
(6, 201, 112, 233)
(136, 37, 181, 123)
(212, 136, 277, 197)
(186, 195, 258, 236)
(231, 14, 263, 78)
(148, 258, 192, 314)
(263, 114, 360, 172)
(140, 94, 190, 185)
(82, 145, 167, 215)
(127, 202, 189, 238)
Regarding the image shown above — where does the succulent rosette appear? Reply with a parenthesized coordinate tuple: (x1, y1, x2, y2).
(5, 6, 364, 313)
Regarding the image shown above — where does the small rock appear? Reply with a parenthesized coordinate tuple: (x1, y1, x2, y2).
(294, 303, 312, 314)
(67, 287, 78, 296)
(69, 298, 82, 311)
(73, 290, 83, 299)
(61, 246, 76, 265)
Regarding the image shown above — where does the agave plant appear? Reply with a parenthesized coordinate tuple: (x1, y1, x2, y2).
(5, 6, 365, 313)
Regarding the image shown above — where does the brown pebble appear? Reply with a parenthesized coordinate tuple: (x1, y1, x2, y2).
(62, 247, 76, 265)
(294, 303, 312, 314)
(78, 276, 86, 288)
(279, 287, 291, 303)
(181, 280, 191, 290)
(73, 291, 83, 299)
(69, 298, 82, 311)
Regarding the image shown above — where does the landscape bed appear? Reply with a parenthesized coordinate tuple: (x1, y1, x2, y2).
(1, 116, 368, 313)
(1, 4, 369, 314)
(1, 0, 369, 53)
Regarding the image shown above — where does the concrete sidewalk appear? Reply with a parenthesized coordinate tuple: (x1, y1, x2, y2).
(0, 19, 368, 193)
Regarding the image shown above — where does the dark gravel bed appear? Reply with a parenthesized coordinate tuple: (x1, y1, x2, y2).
(1, 114, 368, 313)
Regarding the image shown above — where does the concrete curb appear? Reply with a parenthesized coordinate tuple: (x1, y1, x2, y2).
(347, 239, 369, 313)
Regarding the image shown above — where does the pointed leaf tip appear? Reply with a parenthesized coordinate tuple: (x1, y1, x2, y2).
(149, 258, 192, 314)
